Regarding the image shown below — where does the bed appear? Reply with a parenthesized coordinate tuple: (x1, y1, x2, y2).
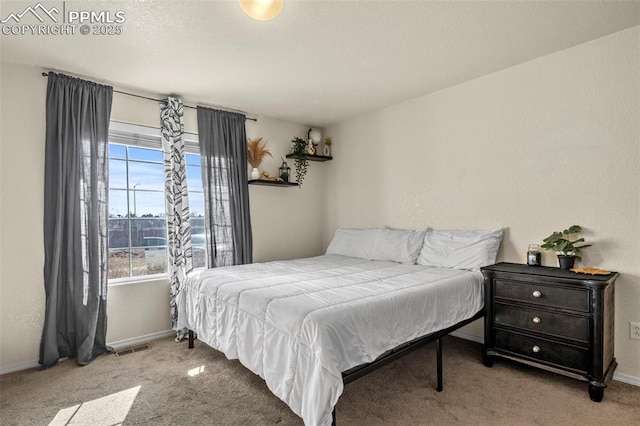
(177, 228, 502, 425)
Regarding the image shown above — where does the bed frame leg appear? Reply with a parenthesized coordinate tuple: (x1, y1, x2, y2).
(331, 408, 336, 426)
(436, 337, 443, 392)
(188, 330, 194, 349)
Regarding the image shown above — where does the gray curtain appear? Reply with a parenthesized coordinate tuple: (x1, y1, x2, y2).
(160, 96, 193, 339)
(40, 72, 113, 368)
(197, 107, 252, 267)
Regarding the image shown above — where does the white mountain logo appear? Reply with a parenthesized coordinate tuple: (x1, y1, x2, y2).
(1, 2, 59, 24)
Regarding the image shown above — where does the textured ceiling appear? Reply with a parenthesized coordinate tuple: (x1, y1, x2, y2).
(1, 0, 639, 126)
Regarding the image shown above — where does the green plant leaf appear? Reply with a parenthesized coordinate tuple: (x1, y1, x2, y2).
(574, 244, 592, 249)
(566, 225, 582, 234)
(543, 232, 562, 243)
(540, 225, 591, 256)
(556, 240, 568, 253)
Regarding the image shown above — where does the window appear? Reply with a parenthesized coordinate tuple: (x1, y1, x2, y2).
(186, 153, 207, 269)
(108, 143, 168, 279)
(108, 122, 205, 281)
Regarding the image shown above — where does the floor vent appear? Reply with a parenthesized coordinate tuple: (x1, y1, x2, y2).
(114, 344, 151, 357)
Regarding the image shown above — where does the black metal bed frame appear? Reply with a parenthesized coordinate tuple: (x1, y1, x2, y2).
(187, 309, 484, 425)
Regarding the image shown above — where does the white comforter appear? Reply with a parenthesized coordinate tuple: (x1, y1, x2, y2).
(176, 255, 484, 425)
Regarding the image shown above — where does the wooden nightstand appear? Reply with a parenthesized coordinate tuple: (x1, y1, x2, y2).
(481, 262, 618, 402)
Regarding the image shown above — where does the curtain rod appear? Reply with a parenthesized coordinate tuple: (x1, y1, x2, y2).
(40, 72, 257, 122)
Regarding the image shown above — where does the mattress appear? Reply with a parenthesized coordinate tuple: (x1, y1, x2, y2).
(176, 254, 484, 425)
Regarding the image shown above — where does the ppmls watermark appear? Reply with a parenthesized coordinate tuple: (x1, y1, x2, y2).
(1, 2, 126, 36)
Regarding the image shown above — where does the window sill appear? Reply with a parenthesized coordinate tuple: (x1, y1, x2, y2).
(108, 274, 170, 287)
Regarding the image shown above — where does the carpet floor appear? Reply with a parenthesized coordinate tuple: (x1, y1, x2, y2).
(1, 336, 638, 425)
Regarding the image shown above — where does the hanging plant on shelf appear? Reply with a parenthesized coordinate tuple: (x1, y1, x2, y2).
(290, 136, 309, 187)
(247, 137, 272, 180)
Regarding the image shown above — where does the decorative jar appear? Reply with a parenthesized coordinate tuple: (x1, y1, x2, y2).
(527, 244, 541, 266)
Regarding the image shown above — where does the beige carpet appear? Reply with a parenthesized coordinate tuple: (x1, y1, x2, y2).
(1, 336, 638, 425)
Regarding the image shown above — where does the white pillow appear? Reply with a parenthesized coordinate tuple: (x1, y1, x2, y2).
(326, 228, 426, 264)
(417, 228, 503, 271)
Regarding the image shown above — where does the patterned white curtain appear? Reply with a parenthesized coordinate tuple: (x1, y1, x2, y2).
(160, 96, 193, 340)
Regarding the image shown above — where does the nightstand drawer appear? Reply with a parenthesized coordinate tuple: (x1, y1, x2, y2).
(495, 279, 589, 312)
(494, 329, 588, 372)
(494, 303, 589, 343)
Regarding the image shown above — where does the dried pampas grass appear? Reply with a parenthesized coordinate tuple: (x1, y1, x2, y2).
(247, 137, 272, 168)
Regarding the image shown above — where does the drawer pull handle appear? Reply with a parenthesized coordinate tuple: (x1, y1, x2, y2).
(532, 345, 541, 353)
(532, 316, 541, 324)
(532, 290, 542, 298)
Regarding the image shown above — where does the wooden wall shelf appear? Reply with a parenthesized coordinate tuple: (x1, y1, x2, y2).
(285, 154, 333, 162)
(248, 179, 298, 187)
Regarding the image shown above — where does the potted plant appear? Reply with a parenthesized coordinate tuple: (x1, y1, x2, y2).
(290, 136, 309, 187)
(541, 225, 592, 270)
(323, 137, 332, 156)
(247, 137, 272, 180)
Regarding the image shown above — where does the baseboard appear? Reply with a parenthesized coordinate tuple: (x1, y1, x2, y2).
(449, 330, 640, 387)
(0, 359, 41, 375)
(613, 372, 640, 387)
(108, 329, 175, 349)
(0, 329, 175, 376)
(449, 330, 484, 344)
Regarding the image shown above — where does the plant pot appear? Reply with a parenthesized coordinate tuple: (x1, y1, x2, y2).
(557, 255, 576, 270)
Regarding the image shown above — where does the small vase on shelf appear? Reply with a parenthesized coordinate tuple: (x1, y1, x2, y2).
(323, 136, 332, 157)
(306, 140, 316, 155)
(250, 167, 260, 180)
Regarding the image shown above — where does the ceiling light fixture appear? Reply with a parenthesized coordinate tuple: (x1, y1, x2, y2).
(239, 0, 283, 21)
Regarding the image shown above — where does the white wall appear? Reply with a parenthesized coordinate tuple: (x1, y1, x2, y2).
(0, 61, 326, 371)
(325, 27, 640, 381)
(0, 62, 47, 370)
(246, 118, 327, 263)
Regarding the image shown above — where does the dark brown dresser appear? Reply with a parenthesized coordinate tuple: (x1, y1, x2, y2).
(481, 262, 618, 402)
